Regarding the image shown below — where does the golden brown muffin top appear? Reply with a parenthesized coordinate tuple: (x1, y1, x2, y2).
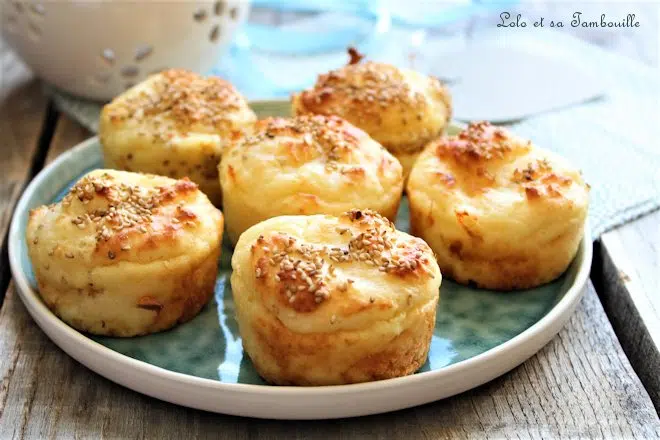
(511, 159, 577, 199)
(428, 121, 586, 200)
(30, 170, 222, 265)
(104, 69, 248, 131)
(436, 121, 524, 162)
(236, 114, 368, 164)
(292, 49, 452, 154)
(298, 60, 430, 117)
(64, 170, 198, 231)
(248, 209, 437, 314)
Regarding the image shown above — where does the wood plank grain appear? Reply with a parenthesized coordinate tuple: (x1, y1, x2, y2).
(0, 39, 54, 304)
(1, 281, 658, 439)
(46, 113, 92, 162)
(598, 209, 660, 411)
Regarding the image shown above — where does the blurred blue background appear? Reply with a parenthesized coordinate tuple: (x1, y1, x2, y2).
(213, 0, 520, 98)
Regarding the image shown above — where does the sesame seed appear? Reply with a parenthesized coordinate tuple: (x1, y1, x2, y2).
(303, 60, 420, 121)
(238, 115, 360, 167)
(61, 173, 183, 243)
(438, 121, 515, 164)
(263, 213, 431, 307)
(106, 69, 246, 131)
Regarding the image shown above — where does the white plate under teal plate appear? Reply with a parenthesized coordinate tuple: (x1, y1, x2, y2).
(9, 100, 591, 420)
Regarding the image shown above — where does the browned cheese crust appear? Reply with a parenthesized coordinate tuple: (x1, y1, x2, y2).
(26, 169, 224, 336)
(407, 122, 590, 290)
(230, 209, 442, 385)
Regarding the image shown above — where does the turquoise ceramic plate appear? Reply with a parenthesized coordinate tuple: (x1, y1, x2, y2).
(9, 100, 591, 419)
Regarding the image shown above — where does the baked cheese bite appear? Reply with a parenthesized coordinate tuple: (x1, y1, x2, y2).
(219, 114, 404, 244)
(26, 169, 224, 337)
(292, 48, 452, 178)
(100, 69, 256, 206)
(230, 209, 442, 385)
(407, 121, 589, 290)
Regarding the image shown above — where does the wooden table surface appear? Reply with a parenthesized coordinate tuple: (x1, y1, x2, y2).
(1, 8, 659, 438)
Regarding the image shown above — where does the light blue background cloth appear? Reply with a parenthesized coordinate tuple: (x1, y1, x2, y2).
(48, 28, 659, 240)
(214, 0, 519, 98)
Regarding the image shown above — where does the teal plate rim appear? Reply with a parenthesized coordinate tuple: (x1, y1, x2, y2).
(8, 102, 592, 419)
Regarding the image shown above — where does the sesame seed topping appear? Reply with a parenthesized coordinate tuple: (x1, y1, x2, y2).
(512, 158, 573, 199)
(296, 52, 450, 152)
(436, 121, 517, 163)
(513, 159, 551, 183)
(105, 69, 250, 133)
(303, 60, 417, 109)
(60, 172, 200, 251)
(254, 210, 435, 311)
(236, 115, 362, 166)
(63, 173, 165, 243)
